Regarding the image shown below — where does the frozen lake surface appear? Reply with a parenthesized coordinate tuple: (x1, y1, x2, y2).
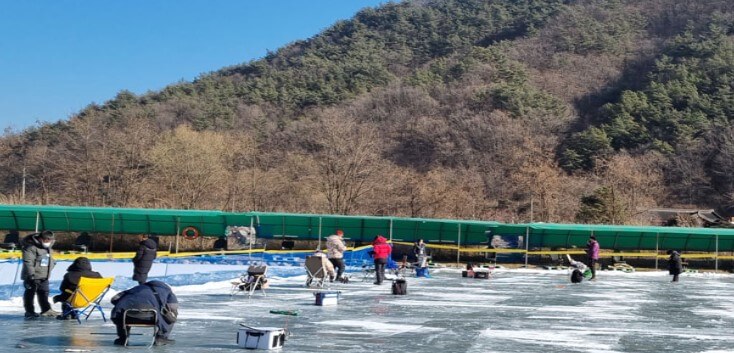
(1, 267, 733, 353)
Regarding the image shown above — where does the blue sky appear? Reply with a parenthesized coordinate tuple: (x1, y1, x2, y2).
(0, 0, 387, 131)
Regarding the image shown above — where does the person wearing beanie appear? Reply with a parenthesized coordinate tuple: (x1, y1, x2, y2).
(21, 230, 58, 319)
(326, 229, 347, 281)
(53, 256, 103, 320)
(586, 235, 600, 281)
(668, 249, 683, 282)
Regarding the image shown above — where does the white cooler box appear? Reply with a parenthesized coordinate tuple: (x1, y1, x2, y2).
(237, 326, 285, 350)
(314, 291, 340, 306)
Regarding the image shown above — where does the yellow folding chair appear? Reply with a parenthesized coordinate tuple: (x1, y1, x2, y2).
(62, 277, 114, 324)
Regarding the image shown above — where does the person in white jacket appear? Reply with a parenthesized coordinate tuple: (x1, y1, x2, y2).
(326, 230, 347, 281)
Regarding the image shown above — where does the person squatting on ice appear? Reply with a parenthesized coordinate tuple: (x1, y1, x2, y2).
(21, 230, 58, 319)
(586, 235, 600, 280)
(133, 234, 158, 285)
(668, 250, 683, 282)
(372, 235, 392, 285)
(111, 280, 178, 346)
(53, 256, 102, 320)
(326, 230, 347, 281)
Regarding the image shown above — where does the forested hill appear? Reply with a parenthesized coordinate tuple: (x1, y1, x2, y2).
(2, 0, 734, 225)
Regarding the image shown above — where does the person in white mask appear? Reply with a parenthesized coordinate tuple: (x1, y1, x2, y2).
(21, 230, 58, 319)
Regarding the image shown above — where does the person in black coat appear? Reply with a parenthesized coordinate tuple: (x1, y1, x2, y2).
(111, 281, 178, 346)
(52, 257, 102, 320)
(668, 249, 683, 282)
(132, 234, 157, 285)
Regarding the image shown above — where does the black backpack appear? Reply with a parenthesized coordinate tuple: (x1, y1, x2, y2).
(392, 279, 407, 295)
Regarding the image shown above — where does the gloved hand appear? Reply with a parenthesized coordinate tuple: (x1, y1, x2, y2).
(23, 279, 35, 290)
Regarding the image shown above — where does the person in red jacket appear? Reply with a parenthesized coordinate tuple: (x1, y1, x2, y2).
(371, 235, 392, 285)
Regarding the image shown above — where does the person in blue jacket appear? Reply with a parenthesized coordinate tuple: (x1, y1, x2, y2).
(110, 281, 178, 346)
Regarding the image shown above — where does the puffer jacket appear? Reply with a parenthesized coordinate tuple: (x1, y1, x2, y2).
(586, 240, 600, 260)
(55, 257, 102, 303)
(669, 251, 683, 275)
(372, 235, 392, 260)
(21, 233, 55, 281)
(326, 235, 346, 259)
(132, 238, 157, 281)
(111, 281, 178, 338)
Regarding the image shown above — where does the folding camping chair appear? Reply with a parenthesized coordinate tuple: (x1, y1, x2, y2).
(305, 256, 329, 288)
(361, 265, 376, 282)
(123, 309, 158, 347)
(62, 277, 114, 324)
(231, 265, 269, 297)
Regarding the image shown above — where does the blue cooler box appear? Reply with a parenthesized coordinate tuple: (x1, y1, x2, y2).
(415, 267, 430, 278)
(314, 291, 340, 306)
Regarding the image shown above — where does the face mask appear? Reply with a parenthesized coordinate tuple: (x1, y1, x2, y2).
(42, 242, 52, 248)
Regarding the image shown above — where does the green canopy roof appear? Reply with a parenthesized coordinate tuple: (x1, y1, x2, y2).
(0, 205, 498, 243)
(0, 204, 250, 237)
(251, 212, 497, 244)
(486, 223, 734, 252)
(2, 205, 732, 251)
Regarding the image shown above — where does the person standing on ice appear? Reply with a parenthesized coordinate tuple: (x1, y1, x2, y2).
(372, 235, 392, 285)
(668, 249, 683, 282)
(21, 230, 59, 319)
(586, 235, 600, 281)
(132, 234, 157, 285)
(326, 229, 347, 281)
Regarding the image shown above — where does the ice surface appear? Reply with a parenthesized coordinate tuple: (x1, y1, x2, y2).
(1, 264, 734, 352)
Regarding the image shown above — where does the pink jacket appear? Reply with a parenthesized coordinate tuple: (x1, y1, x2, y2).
(587, 240, 600, 260)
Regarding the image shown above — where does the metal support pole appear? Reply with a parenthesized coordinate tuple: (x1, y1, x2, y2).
(249, 217, 254, 261)
(456, 224, 461, 266)
(389, 219, 393, 242)
(715, 234, 719, 272)
(524, 226, 530, 268)
(655, 233, 660, 270)
(318, 217, 323, 250)
(109, 214, 115, 253)
(175, 217, 180, 254)
(34, 212, 40, 233)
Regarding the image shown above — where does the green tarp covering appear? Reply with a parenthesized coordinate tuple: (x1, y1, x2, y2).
(1, 205, 733, 252)
(486, 223, 734, 252)
(0, 205, 498, 243)
(251, 212, 495, 244)
(0, 204, 250, 237)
